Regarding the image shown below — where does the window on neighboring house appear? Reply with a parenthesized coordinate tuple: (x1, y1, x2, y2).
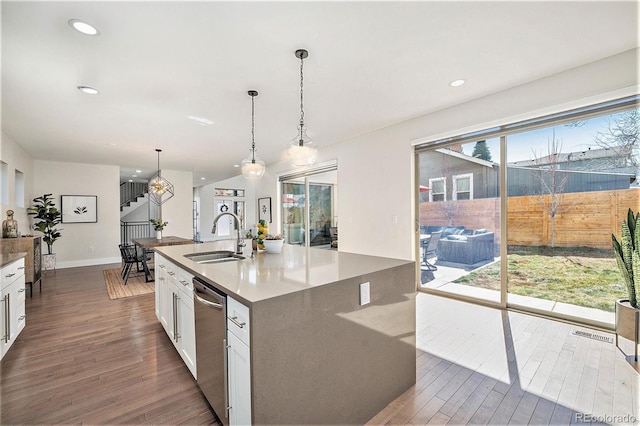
(429, 177, 446, 201)
(453, 173, 473, 200)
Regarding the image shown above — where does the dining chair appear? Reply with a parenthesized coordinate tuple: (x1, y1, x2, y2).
(118, 244, 146, 285)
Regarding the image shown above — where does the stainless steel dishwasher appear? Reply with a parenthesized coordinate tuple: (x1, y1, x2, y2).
(193, 277, 228, 425)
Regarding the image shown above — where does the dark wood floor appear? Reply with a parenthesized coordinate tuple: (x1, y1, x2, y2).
(2, 264, 638, 425)
(1, 264, 218, 425)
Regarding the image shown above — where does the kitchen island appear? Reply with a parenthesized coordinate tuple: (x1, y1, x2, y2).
(155, 241, 416, 425)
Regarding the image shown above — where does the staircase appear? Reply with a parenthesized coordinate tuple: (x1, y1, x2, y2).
(121, 193, 149, 217)
(120, 182, 148, 213)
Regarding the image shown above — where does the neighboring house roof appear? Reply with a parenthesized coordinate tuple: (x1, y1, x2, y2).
(434, 148, 496, 168)
(507, 145, 633, 169)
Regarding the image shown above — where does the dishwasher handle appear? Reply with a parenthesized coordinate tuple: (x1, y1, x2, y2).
(193, 277, 225, 310)
(193, 291, 224, 309)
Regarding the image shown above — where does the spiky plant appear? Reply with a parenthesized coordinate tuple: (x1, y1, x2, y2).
(612, 208, 639, 308)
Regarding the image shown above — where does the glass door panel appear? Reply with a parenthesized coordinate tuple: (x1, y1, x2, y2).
(505, 109, 637, 325)
(417, 139, 501, 304)
(281, 170, 337, 248)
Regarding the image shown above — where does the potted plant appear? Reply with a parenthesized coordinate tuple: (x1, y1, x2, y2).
(27, 193, 62, 270)
(612, 208, 639, 361)
(263, 234, 284, 253)
(150, 218, 168, 240)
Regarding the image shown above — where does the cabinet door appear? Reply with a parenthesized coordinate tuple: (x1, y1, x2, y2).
(227, 331, 251, 426)
(177, 295, 197, 378)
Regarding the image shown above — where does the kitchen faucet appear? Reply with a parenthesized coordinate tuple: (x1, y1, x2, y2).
(211, 212, 245, 255)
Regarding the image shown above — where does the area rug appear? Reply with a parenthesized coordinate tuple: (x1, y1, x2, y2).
(103, 268, 154, 300)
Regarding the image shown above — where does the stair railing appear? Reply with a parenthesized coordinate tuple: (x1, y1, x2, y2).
(120, 182, 148, 209)
(121, 221, 152, 245)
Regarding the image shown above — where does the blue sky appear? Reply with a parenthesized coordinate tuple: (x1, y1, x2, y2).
(459, 109, 637, 164)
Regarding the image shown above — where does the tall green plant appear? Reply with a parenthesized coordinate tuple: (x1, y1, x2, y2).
(612, 208, 639, 308)
(27, 193, 62, 255)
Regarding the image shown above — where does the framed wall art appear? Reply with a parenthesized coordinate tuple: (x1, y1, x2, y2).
(61, 195, 97, 223)
(258, 197, 272, 223)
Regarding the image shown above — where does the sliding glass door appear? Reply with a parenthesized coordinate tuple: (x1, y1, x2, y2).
(416, 96, 638, 327)
(280, 167, 337, 248)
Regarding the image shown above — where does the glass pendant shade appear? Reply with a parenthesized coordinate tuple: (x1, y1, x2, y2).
(148, 149, 174, 205)
(241, 149, 266, 179)
(288, 124, 317, 167)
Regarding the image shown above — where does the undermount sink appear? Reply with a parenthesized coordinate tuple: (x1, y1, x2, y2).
(184, 251, 245, 264)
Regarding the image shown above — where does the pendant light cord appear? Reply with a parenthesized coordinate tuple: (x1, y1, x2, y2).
(299, 54, 305, 128)
(251, 94, 256, 163)
(156, 149, 161, 178)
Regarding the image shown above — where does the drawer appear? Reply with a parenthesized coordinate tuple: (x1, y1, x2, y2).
(1, 258, 24, 289)
(176, 268, 193, 298)
(227, 297, 250, 346)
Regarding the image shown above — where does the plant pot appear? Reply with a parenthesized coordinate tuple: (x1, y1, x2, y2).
(263, 239, 284, 253)
(615, 299, 639, 361)
(156, 231, 162, 240)
(43, 253, 56, 272)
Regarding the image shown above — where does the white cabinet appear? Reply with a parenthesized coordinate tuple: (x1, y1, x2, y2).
(1, 257, 26, 360)
(227, 296, 251, 425)
(154, 253, 196, 378)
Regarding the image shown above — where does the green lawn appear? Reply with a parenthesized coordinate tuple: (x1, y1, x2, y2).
(453, 250, 626, 312)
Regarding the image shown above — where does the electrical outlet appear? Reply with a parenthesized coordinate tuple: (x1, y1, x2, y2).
(360, 282, 370, 306)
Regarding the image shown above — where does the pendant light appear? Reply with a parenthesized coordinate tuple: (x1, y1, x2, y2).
(148, 149, 174, 205)
(288, 49, 317, 167)
(241, 90, 266, 179)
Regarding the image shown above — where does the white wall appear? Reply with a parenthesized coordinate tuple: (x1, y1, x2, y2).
(33, 160, 121, 267)
(0, 132, 34, 232)
(155, 169, 194, 240)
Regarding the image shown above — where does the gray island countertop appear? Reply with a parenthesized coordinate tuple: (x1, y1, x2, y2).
(155, 241, 414, 305)
(156, 240, 417, 425)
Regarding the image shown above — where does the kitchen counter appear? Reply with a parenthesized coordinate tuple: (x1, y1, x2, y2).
(156, 241, 414, 305)
(156, 241, 417, 425)
(0, 252, 27, 268)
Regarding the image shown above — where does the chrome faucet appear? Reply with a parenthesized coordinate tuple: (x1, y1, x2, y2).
(212, 212, 245, 255)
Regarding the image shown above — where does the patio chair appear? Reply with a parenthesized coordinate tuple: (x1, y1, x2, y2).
(421, 231, 442, 271)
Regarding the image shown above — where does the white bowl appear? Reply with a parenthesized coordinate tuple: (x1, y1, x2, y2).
(263, 239, 284, 253)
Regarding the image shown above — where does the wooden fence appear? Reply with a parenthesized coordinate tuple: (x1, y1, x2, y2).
(419, 188, 640, 250)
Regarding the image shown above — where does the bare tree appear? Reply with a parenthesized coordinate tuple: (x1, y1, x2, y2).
(593, 109, 639, 169)
(530, 129, 571, 248)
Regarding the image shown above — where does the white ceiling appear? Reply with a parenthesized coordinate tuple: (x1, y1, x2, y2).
(2, 1, 638, 186)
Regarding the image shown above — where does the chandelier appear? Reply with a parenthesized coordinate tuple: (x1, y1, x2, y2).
(148, 149, 174, 205)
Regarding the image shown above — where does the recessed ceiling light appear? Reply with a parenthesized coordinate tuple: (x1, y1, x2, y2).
(233, 164, 240, 168)
(77, 85, 99, 95)
(68, 19, 100, 36)
(128, 179, 133, 182)
(135, 170, 142, 173)
(201, 177, 206, 180)
(449, 79, 466, 87)
(132, 174, 138, 178)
